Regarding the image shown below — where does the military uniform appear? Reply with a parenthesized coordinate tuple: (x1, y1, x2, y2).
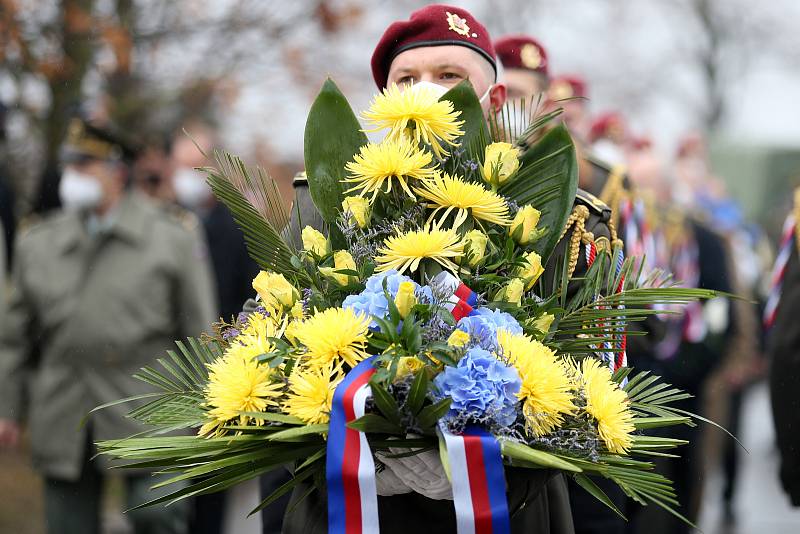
(767, 188, 800, 505)
(0, 168, 216, 534)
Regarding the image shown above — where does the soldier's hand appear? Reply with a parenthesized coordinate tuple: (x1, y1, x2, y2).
(0, 419, 20, 449)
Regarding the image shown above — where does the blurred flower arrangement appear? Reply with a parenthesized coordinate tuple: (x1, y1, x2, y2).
(97, 79, 719, 526)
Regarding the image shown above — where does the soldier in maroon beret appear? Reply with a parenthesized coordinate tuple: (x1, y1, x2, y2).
(548, 74, 591, 144)
(494, 34, 550, 102)
(370, 4, 507, 116)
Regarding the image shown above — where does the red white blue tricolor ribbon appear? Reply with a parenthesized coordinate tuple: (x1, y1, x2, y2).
(441, 426, 511, 534)
(327, 356, 379, 534)
(436, 271, 481, 321)
(764, 214, 796, 329)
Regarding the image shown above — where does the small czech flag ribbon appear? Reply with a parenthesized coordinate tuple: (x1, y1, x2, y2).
(327, 356, 379, 534)
(440, 425, 511, 534)
(434, 271, 480, 321)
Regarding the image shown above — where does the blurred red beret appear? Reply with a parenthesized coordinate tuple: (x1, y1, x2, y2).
(548, 74, 588, 101)
(589, 112, 627, 143)
(371, 4, 497, 89)
(494, 35, 549, 77)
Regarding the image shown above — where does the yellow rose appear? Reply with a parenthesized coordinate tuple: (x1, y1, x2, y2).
(447, 329, 471, 348)
(394, 281, 418, 318)
(509, 205, 542, 245)
(396, 356, 425, 378)
(252, 270, 300, 310)
(515, 251, 545, 290)
(302, 226, 330, 256)
(531, 313, 554, 333)
(496, 278, 525, 305)
(319, 250, 358, 286)
(342, 196, 371, 229)
(463, 229, 489, 267)
(483, 142, 521, 187)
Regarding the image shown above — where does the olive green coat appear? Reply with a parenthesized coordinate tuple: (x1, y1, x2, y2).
(0, 192, 217, 480)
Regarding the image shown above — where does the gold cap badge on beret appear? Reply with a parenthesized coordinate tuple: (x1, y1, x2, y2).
(446, 11, 477, 38)
(520, 43, 542, 69)
(550, 80, 573, 100)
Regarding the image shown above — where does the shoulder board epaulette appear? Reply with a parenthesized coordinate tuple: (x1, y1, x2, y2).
(585, 152, 614, 173)
(293, 171, 308, 187)
(164, 203, 200, 232)
(575, 188, 611, 216)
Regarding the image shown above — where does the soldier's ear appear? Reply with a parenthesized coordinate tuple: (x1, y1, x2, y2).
(489, 83, 507, 114)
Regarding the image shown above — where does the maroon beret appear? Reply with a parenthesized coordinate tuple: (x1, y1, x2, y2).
(371, 4, 496, 89)
(548, 74, 588, 101)
(494, 35, 549, 77)
(588, 112, 627, 143)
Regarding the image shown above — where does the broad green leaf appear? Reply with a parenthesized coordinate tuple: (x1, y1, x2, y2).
(304, 78, 368, 224)
(406, 369, 429, 415)
(441, 80, 490, 175)
(267, 424, 328, 441)
(499, 124, 578, 264)
(369, 380, 402, 426)
(416, 398, 452, 429)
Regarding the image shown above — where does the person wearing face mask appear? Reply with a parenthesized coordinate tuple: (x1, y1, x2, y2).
(0, 117, 217, 534)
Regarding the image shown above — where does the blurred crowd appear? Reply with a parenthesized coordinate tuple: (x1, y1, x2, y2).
(0, 3, 797, 534)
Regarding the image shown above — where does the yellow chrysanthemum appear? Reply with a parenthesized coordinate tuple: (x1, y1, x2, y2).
(375, 226, 464, 274)
(344, 137, 436, 201)
(497, 329, 576, 437)
(293, 307, 371, 370)
(362, 83, 464, 158)
(574, 358, 635, 454)
(414, 173, 511, 228)
(199, 345, 283, 437)
(283, 366, 341, 425)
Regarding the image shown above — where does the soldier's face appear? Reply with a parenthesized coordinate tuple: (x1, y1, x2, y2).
(387, 45, 506, 116)
(504, 69, 547, 103)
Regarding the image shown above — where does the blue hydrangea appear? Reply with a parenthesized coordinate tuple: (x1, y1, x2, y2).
(433, 347, 521, 427)
(342, 270, 433, 328)
(456, 308, 523, 350)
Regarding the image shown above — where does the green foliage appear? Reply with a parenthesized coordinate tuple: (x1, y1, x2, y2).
(499, 124, 578, 264)
(203, 150, 301, 281)
(304, 78, 369, 227)
(440, 80, 490, 177)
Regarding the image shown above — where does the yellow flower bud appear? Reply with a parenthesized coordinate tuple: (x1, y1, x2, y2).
(302, 226, 330, 256)
(252, 270, 300, 310)
(531, 313, 554, 334)
(284, 320, 302, 346)
(483, 142, 521, 186)
(509, 205, 542, 245)
(394, 281, 418, 318)
(342, 196, 371, 229)
(319, 250, 358, 286)
(515, 251, 545, 290)
(290, 301, 305, 320)
(447, 329, 471, 348)
(463, 229, 489, 267)
(497, 278, 525, 305)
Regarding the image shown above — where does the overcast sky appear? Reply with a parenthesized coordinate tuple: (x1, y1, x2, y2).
(219, 0, 800, 164)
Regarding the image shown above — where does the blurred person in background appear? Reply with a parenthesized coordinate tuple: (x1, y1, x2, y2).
(0, 117, 216, 534)
(169, 123, 277, 533)
(547, 75, 591, 144)
(0, 102, 16, 272)
(133, 140, 174, 203)
(494, 35, 550, 103)
(767, 187, 800, 508)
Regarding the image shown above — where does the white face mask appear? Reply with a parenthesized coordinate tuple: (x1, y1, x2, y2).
(59, 168, 104, 212)
(592, 139, 626, 166)
(478, 84, 494, 104)
(407, 80, 449, 98)
(173, 167, 212, 209)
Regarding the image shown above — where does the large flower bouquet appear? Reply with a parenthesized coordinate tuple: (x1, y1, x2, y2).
(98, 80, 718, 530)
